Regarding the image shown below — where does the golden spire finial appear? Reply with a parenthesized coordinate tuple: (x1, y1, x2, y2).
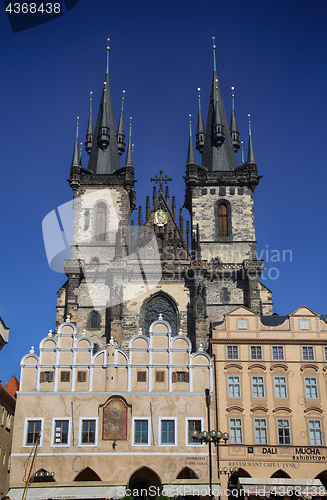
(90, 91, 93, 102)
(212, 36, 216, 50)
(122, 89, 125, 101)
(106, 38, 110, 51)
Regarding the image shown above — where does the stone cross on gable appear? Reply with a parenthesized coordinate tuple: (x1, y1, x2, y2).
(151, 171, 172, 192)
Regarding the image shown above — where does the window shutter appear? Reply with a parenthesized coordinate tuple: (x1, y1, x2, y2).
(185, 372, 189, 383)
(49, 371, 54, 382)
(172, 372, 176, 383)
(40, 372, 44, 383)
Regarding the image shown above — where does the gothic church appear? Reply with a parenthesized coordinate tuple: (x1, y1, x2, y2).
(57, 40, 272, 354)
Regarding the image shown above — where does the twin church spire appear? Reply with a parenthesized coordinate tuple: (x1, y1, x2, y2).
(70, 38, 256, 179)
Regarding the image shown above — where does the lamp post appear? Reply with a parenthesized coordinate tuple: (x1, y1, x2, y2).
(191, 389, 229, 500)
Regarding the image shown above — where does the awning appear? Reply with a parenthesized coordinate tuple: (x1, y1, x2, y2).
(237, 478, 327, 496)
(163, 482, 222, 497)
(8, 485, 126, 499)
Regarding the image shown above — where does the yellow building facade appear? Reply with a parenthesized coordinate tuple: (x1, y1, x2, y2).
(10, 318, 220, 499)
(210, 305, 327, 497)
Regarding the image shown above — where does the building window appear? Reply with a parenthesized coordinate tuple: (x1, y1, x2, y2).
(254, 418, 268, 444)
(277, 419, 291, 445)
(252, 376, 265, 398)
(228, 376, 241, 398)
(251, 346, 263, 360)
(77, 371, 87, 382)
(218, 203, 228, 237)
(96, 203, 106, 241)
(156, 371, 165, 382)
(3, 451, 6, 465)
(160, 419, 176, 445)
(227, 346, 239, 360)
(61, 371, 70, 382)
(300, 320, 311, 331)
(309, 420, 323, 445)
(324, 347, 327, 361)
(237, 319, 248, 330)
(304, 377, 318, 399)
(40, 371, 54, 383)
(222, 288, 228, 304)
(137, 371, 147, 382)
(229, 418, 242, 444)
(272, 346, 284, 360)
(54, 420, 69, 445)
(134, 420, 149, 445)
(172, 372, 189, 382)
(90, 311, 99, 329)
(302, 346, 315, 361)
(187, 419, 202, 444)
(274, 376, 287, 398)
(81, 420, 96, 445)
(26, 420, 41, 445)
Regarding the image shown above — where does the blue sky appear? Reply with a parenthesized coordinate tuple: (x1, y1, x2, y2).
(0, 0, 326, 383)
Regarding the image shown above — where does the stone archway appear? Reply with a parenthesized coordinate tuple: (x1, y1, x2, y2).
(271, 470, 291, 479)
(316, 470, 327, 489)
(74, 467, 101, 481)
(128, 467, 161, 499)
(228, 467, 251, 500)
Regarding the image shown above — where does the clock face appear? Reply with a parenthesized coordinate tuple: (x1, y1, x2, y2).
(154, 209, 168, 227)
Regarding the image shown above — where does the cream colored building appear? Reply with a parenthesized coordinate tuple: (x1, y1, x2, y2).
(10, 318, 220, 499)
(210, 305, 327, 497)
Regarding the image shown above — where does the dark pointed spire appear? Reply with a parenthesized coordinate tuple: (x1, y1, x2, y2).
(125, 120, 134, 167)
(79, 142, 83, 165)
(152, 186, 157, 205)
(71, 117, 80, 167)
(146, 196, 150, 222)
(138, 205, 143, 227)
(186, 118, 196, 165)
(230, 87, 240, 152)
(247, 115, 256, 164)
(85, 92, 94, 155)
(165, 185, 169, 204)
(116, 90, 125, 156)
(201, 38, 238, 171)
(98, 81, 110, 150)
(179, 208, 184, 235)
(87, 39, 120, 174)
(186, 220, 190, 251)
(172, 196, 176, 221)
(241, 141, 244, 163)
(196, 88, 205, 153)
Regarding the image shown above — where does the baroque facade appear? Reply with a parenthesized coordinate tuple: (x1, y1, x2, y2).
(210, 306, 327, 495)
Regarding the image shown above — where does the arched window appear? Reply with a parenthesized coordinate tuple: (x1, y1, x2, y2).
(141, 293, 178, 336)
(218, 203, 228, 237)
(90, 311, 99, 329)
(90, 257, 100, 264)
(222, 288, 228, 304)
(96, 204, 106, 241)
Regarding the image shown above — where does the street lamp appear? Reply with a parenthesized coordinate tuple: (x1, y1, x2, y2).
(191, 389, 230, 500)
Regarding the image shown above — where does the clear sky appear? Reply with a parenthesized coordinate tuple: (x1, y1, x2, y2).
(0, 0, 326, 383)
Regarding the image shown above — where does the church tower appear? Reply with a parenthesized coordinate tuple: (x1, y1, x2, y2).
(184, 39, 272, 329)
(55, 40, 272, 353)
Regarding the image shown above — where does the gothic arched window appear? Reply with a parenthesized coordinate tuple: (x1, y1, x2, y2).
(142, 293, 178, 336)
(222, 288, 228, 304)
(90, 311, 99, 329)
(96, 203, 106, 241)
(216, 200, 231, 239)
